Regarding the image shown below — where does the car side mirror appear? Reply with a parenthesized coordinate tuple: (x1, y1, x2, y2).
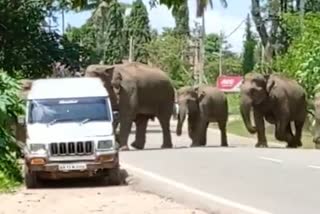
(17, 115, 26, 126)
(113, 111, 119, 120)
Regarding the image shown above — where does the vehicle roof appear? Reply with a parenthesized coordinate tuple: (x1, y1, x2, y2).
(27, 77, 109, 100)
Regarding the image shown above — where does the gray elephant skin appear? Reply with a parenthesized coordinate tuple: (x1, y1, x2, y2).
(176, 85, 228, 147)
(313, 93, 320, 148)
(239, 72, 307, 148)
(85, 62, 175, 151)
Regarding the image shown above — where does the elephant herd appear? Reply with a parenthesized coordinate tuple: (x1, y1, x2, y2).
(15, 62, 320, 150)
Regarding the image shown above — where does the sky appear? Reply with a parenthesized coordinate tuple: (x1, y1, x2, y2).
(54, 0, 252, 53)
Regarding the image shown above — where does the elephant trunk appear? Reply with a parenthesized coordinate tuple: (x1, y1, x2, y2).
(240, 95, 256, 134)
(176, 105, 187, 136)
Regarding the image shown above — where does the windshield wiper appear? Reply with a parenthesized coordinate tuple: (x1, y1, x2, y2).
(80, 118, 90, 125)
(48, 119, 58, 126)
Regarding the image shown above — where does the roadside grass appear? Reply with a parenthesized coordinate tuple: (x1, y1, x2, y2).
(0, 174, 22, 193)
(211, 119, 315, 149)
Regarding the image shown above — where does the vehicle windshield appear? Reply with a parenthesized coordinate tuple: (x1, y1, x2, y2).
(28, 97, 111, 124)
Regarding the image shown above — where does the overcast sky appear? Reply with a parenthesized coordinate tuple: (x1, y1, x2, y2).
(54, 0, 252, 53)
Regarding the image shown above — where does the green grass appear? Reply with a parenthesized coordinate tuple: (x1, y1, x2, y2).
(213, 119, 315, 149)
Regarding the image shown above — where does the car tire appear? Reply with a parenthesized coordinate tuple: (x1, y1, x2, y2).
(108, 167, 122, 186)
(24, 166, 40, 189)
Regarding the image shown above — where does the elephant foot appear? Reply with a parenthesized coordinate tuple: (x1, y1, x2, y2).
(190, 143, 202, 147)
(221, 143, 228, 147)
(131, 141, 144, 150)
(119, 145, 130, 151)
(295, 140, 303, 147)
(286, 143, 298, 149)
(161, 143, 173, 149)
(255, 142, 268, 148)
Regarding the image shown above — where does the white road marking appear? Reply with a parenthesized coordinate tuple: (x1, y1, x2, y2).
(121, 162, 272, 214)
(259, 156, 283, 164)
(308, 165, 320, 169)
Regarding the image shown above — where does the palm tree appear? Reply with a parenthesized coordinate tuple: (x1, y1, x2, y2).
(69, 0, 227, 17)
(196, 0, 227, 17)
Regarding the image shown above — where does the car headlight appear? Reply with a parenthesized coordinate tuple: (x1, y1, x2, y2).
(29, 144, 46, 154)
(98, 140, 114, 150)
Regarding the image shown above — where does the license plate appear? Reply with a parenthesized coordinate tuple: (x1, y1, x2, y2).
(58, 163, 87, 171)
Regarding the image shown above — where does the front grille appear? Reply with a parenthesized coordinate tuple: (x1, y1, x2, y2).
(50, 141, 94, 156)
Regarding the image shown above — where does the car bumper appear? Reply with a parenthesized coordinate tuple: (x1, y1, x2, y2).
(25, 152, 119, 179)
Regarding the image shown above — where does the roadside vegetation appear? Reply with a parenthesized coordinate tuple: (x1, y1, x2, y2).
(1, 0, 320, 190)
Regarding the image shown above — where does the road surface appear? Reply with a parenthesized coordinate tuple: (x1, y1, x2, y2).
(120, 119, 320, 214)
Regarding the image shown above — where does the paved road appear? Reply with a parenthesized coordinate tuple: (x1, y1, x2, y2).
(120, 119, 320, 214)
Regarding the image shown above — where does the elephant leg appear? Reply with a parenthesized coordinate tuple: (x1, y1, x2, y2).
(119, 117, 133, 151)
(284, 123, 296, 148)
(275, 119, 294, 147)
(131, 115, 149, 150)
(199, 122, 209, 146)
(218, 120, 228, 147)
(158, 115, 173, 149)
(191, 120, 207, 147)
(293, 120, 304, 148)
(253, 110, 268, 147)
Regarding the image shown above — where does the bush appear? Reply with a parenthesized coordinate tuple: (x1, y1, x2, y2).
(0, 71, 25, 191)
(276, 13, 320, 99)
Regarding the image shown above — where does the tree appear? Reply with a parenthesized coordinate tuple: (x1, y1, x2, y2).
(103, 0, 125, 64)
(242, 14, 257, 74)
(172, 1, 190, 37)
(204, 33, 242, 81)
(68, 0, 227, 18)
(277, 13, 320, 99)
(125, 0, 151, 63)
(146, 30, 192, 88)
(0, 0, 63, 78)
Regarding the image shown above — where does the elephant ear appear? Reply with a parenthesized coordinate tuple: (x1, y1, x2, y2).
(111, 71, 123, 89)
(198, 91, 206, 101)
(264, 74, 275, 94)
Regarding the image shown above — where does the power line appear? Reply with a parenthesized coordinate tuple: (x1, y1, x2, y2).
(225, 17, 246, 38)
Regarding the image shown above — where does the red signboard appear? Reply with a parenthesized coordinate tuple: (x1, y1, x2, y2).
(216, 75, 243, 92)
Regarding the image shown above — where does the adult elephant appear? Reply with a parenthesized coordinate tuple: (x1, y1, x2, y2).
(85, 62, 175, 151)
(176, 85, 228, 147)
(239, 72, 307, 148)
(313, 92, 320, 148)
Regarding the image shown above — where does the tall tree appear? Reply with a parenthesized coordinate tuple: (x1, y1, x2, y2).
(172, 1, 190, 37)
(68, 0, 227, 18)
(242, 14, 256, 74)
(125, 0, 151, 63)
(103, 0, 125, 64)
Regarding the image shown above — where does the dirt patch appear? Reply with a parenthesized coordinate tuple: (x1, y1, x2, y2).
(0, 180, 207, 214)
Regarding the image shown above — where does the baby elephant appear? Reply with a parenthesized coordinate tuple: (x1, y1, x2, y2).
(176, 85, 228, 147)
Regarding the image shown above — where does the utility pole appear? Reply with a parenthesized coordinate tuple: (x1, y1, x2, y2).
(62, 9, 65, 35)
(300, 0, 305, 31)
(199, 14, 206, 85)
(219, 31, 223, 76)
(128, 36, 133, 62)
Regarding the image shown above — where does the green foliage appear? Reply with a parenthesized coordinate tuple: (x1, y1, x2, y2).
(0, 71, 24, 191)
(103, 0, 125, 64)
(64, 24, 100, 66)
(172, 0, 190, 37)
(146, 32, 192, 88)
(204, 33, 242, 82)
(276, 13, 320, 98)
(125, 0, 151, 63)
(0, 0, 62, 78)
(242, 15, 257, 74)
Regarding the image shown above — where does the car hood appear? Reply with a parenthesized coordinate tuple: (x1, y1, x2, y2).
(27, 122, 113, 141)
